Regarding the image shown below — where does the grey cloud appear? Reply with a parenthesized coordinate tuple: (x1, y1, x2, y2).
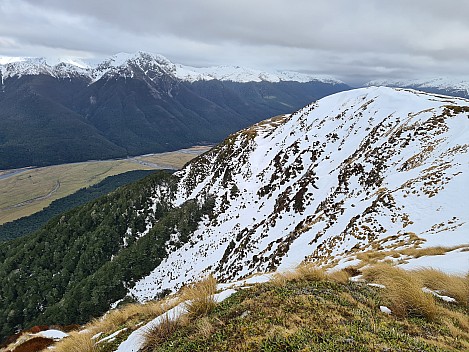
(2, 0, 469, 84)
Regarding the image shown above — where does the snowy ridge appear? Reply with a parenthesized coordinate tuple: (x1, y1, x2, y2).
(0, 56, 91, 80)
(129, 86, 469, 301)
(174, 64, 342, 84)
(367, 78, 469, 96)
(0, 51, 342, 84)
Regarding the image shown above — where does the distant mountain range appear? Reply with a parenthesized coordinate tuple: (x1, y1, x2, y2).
(0, 52, 349, 169)
(1, 51, 468, 171)
(366, 78, 469, 98)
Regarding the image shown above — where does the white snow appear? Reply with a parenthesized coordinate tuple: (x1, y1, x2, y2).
(91, 332, 103, 340)
(422, 287, 456, 303)
(367, 78, 469, 96)
(0, 56, 26, 65)
(380, 306, 392, 314)
(97, 328, 127, 344)
(115, 289, 236, 352)
(217, 274, 274, 290)
(368, 283, 386, 289)
(349, 275, 365, 282)
(398, 248, 469, 275)
(130, 87, 469, 301)
(115, 302, 187, 352)
(36, 329, 69, 340)
(214, 289, 237, 302)
(174, 64, 343, 84)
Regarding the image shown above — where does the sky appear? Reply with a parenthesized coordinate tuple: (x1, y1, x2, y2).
(1, 0, 469, 85)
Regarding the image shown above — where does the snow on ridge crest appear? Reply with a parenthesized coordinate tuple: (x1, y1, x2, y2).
(367, 78, 469, 96)
(129, 86, 469, 301)
(173, 64, 343, 84)
(0, 51, 342, 84)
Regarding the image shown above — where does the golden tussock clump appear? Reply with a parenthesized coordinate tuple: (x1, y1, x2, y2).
(53, 331, 98, 352)
(181, 274, 218, 319)
(362, 264, 439, 320)
(413, 267, 469, 305)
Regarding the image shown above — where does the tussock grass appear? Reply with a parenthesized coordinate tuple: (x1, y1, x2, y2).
(355, 245, 468, 267)
(53, 299, 175, 352)
(327, 269, 352, 283)
(362, 264, 439, 320)
(413, 268, 469, 305)
(195, 316, 214, 339)
(272, 263, 327, 285)
(151, 270, 469, 351)
(142, 276, 218, 351)
(142, 313, 185, 350)
(181, 275, 217, 319)
(92, 301, 166, 335)
(272, 264, 352, 286)
(295, 263, 328, 281)
(46, 265, 469, 352)
(53, 331, 98, 352)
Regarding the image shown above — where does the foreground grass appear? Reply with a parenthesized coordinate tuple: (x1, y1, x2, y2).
(51, 298, 179, 352)
(146, 271, 468, 351)
(46, 266, 469, 352)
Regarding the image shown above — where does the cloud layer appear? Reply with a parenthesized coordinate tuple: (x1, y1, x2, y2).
(1, 0, 468, 84)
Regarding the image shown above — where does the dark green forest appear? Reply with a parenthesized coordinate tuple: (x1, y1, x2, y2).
(0, 171, 214, 340)
(0, 169, 156, 242)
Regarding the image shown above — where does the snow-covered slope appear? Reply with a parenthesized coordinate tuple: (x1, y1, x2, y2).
(129, 86, 469, 301)
(367, 78, 469, 97)
(0, 51, 342, 84)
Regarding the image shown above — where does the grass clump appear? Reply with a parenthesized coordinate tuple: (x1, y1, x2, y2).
(271, 263, 327, 286)
(362, 264, 439, 320)
(53, 299, 175, 352)
(413, 268, 469, 305)
(181, 275, 217, 319)
(142, 313, 185, 351)
(53, 331, 98, 352)
(92, 300, 165, 335)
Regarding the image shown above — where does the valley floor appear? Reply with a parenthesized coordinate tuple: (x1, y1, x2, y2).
(0, 146, 209, 225)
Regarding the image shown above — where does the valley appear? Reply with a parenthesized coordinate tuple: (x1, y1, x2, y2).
(2, 2, 468, 351)
(0, 52, 349, 170)
(0, 87, 467, 346)
(0, 146, 209, 225)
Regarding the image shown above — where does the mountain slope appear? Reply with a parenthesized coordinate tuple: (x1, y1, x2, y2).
(0, 87, 467, 341)
(0, 52, 349, 169)
(130, 86, 469, 300)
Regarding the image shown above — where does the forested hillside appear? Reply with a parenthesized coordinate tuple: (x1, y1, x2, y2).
(0, 170, 156, 242)
(0, 171, 214, 340)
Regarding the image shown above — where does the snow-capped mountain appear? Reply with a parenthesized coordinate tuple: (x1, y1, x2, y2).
(0, 51, 350, 170)
(0, 51, 343, 84)
(130, 86, 469, 300)
(367, 78, 469, 98)
(0, 56, 91, 81)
